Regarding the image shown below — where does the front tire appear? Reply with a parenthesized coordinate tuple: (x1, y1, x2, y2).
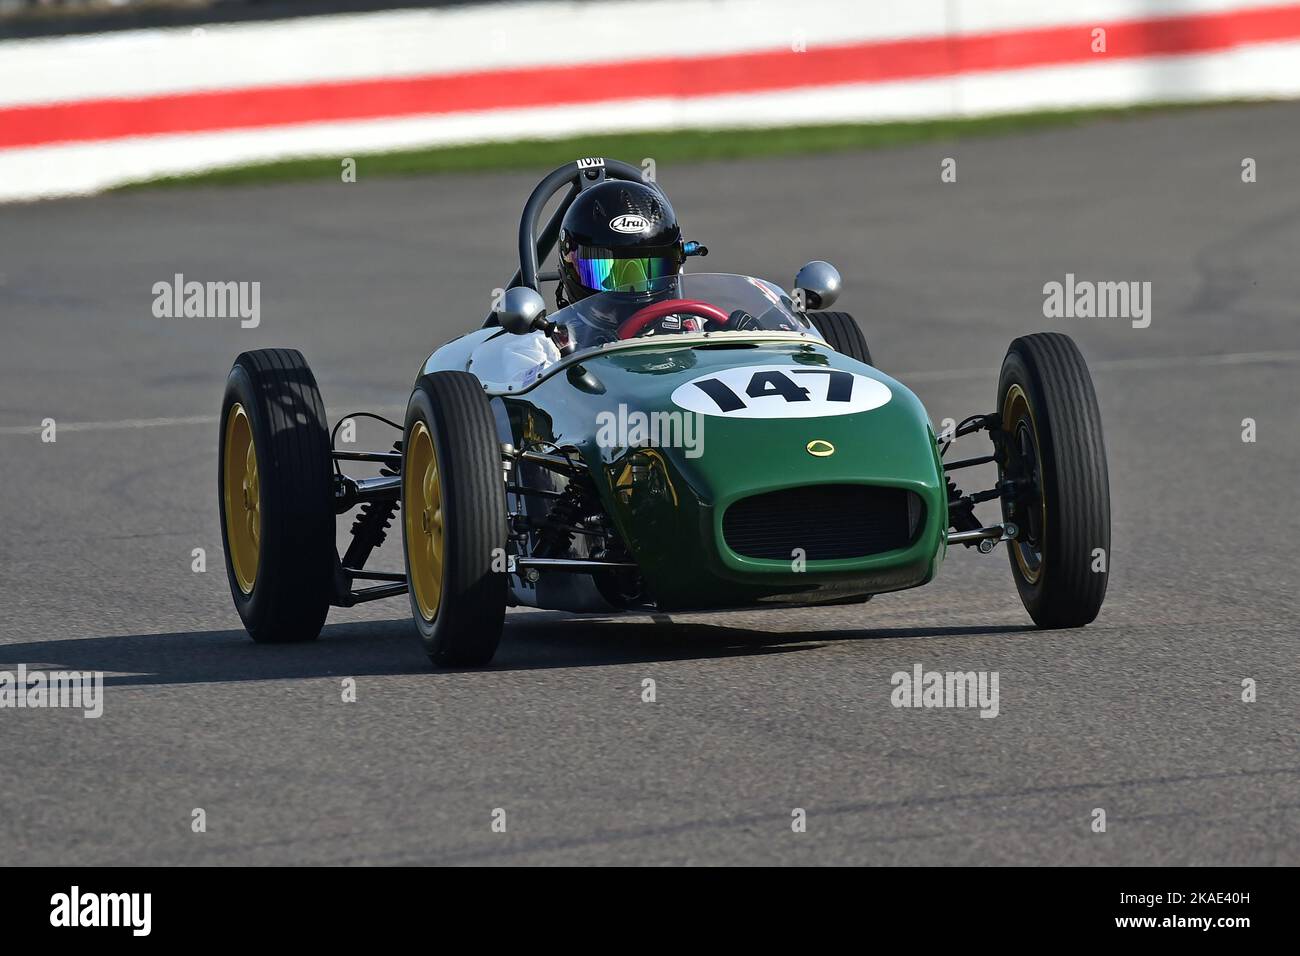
(219, 348, 335, 643)
(808, 311, 873, 367)
(402, 371, 508, 666)
(996, 333, 1110, 628)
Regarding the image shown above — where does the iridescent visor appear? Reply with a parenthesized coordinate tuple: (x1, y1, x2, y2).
(572, 254, 679, 293)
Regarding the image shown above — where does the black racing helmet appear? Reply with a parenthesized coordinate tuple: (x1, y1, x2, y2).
(558, 179, 684, 303)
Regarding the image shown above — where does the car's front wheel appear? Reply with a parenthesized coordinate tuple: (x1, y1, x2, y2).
(401, 371, 509, 666)
(996, 332, 1110, 628)
(218, 348, 335, 642)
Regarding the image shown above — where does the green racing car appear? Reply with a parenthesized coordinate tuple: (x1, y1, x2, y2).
(218, 158, 1110, 667)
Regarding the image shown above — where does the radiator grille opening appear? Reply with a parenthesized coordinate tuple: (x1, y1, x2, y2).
(722, 484, 923, 561)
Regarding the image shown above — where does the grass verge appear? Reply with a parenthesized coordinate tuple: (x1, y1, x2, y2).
(117, 101, 1257, 191)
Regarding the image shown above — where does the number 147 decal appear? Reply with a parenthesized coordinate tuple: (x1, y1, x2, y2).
(695, 369, 853, 411)
(669, 365, 892, 419)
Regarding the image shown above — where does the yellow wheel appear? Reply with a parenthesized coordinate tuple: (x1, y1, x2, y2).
(1000, 383, 1045, 586)
(222, 403, 261, 594)
(402, 371, 508, 667)
(220, 349, 335, 643)
(404, 420, 444, 622)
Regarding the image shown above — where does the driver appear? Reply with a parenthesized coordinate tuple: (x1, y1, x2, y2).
(556, 179, 700, 338)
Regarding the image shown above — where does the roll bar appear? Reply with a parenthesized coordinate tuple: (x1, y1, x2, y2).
(483, 158, 650, 327)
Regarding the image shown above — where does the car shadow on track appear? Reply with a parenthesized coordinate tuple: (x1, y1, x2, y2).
(494, 612, 1033, 674)
(0, 614, 1032, 688)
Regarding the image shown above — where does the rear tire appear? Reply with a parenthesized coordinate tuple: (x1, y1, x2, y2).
(996, 333, 1110, 628)
(402, 371, 508, 667)
(219, 348, 335, 643)
(808, 311, 873, 367)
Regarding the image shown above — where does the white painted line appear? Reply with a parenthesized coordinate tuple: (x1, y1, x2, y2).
(895, 348, 1300, 383)
(0, 414, 217, 436)
(0, 406, 406, 436)
(1, 350, 1294, 436)
(1093, 349, 1300, 370)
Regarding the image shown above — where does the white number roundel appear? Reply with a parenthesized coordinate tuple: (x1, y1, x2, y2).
(669, 364, 891, 418)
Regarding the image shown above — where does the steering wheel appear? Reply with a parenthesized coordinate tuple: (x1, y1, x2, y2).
(616, 299, 732, 340)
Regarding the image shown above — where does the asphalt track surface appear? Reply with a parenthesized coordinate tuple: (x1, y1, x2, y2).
(1, 103, 1297, 866)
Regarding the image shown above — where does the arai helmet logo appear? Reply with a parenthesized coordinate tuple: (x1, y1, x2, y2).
(609, 214, 651, 234)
